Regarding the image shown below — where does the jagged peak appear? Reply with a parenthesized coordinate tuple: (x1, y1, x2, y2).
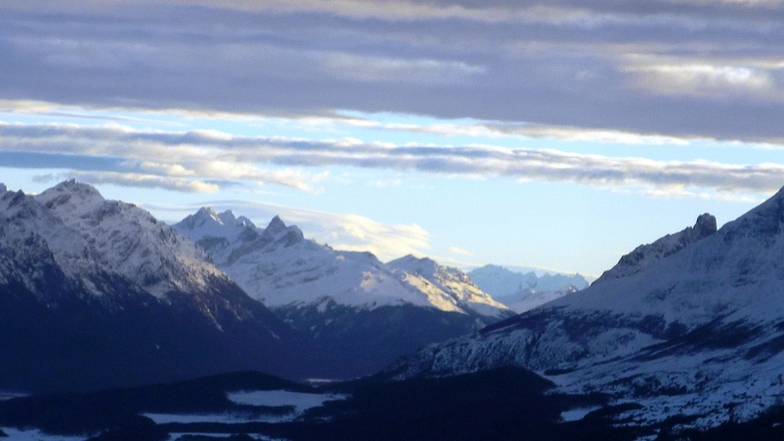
(593, 212, 719, 285)
(183, 208, 256, 230)
(0, 183, 6, 193)
(693, 213, 717, 238)
(388, 255, 441, 278)
(284, 225, 305, 246)
(235, 215, 256, 228)
(35, 180, 106, 213)
(255, 215, 304, 247)
(264, 215, 288, 235)
(217, 209, 236, 225)
(472, 264, 517, 275)
(174, 207, 216, 231)
(52, 179, 102, 197)
(195, 207, 218, 218)
(391, 254, 435, 266)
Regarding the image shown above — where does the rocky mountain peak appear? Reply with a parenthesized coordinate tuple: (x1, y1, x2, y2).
(593, 212, 717, 285)
(235, 215, 255, 228)
(196, 206, 218, 218)
(38, 179, 104, 211)
(52, 179, 102, 198)
(0, 183, 7, 194)
(259, 215, 303, 246)
(389, 254, 437, 275)
(264, 215, 287, 235)
(217, 209, 236, 225)
(176, 207, 248, 244)
(694, 212, 717, 238)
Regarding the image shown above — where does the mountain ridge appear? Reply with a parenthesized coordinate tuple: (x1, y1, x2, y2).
(469, 264, 588, 313)
(0, 181, 335, 392)
(174, 208, 509, 317)
(390, 188, 784, 430)
(174, 207, 512, 377)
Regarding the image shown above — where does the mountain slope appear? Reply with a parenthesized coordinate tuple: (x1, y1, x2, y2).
(387, 255, 509, 319)
(592, 212, 717, 284)
(174, 208, 511, 376)
(175, 209, 508, 316)
(0, 181, 332, 393)
(391, 192, 784, 430)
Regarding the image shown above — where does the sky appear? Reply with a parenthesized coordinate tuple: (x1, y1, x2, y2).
(1, 0, 784, 278)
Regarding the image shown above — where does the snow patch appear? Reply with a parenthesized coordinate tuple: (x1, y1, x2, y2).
(143, 412, 285, 424)
(0, 428, 83, 441)
(227, 390, 347, 412)
(144, 390, 348, 425)
(560, 406, 601, 422)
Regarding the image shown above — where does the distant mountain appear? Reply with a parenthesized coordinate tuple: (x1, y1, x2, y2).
(392, 190, 784, 431)
(387, 255, 510, 318)
(0, 181, 332, 393)
(174, 208, 511, 376)
(469, 264, 588, 313)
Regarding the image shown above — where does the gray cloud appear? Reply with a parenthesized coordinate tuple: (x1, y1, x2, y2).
(1, 122, 782, 196)
(65, 171, 224, 193)
(1, 1, 783, 141)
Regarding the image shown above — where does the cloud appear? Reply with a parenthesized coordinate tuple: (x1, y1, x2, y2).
(0, 122, 324, 193)
(625, 60, 778, 99)
(1, 0, 783, 142)
(150, 200, 430, 261)
(370, 178, 402, 187)
(1, 122, 783, 197)
(448, 246, 474, 256)
(67, 171, 222, 193)
(644, 187, 766, 203)
(330, 114, 695, 145)
(321, 53, 486, 84)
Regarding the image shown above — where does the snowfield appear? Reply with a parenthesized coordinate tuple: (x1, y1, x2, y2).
(144, 389, 348, 424)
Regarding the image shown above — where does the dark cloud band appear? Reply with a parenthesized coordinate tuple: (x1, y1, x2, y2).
(0, 1, 783, 142)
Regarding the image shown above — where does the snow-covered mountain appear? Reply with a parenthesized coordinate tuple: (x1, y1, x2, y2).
(0, 181, 332, 393)
(592, 212, 717, 284)
(387, 255, 510, 318)
(174, 208, 511, 375)
(469, 264, 588, 313)
(32, 181, 224, 298)
(175, 207, 508, 317)
(391, 191, 784, 431)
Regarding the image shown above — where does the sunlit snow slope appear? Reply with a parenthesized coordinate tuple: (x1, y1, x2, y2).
(174, 207, 512, 376)
(393, 191, 784, 430)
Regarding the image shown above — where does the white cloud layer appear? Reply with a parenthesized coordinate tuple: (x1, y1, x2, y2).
(66, 171, 221, 193)
(448, 246, 474, 256)
(1, 122, 782, 197)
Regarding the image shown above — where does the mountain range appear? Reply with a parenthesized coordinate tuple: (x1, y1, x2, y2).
(392, 193, 784, 431)
(0, 180, 333, 392)
(468, 264, 589, 313)
(173, 207, 512, 376)
(4, 179, 784, 439)
(0, 179, 519, 393)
